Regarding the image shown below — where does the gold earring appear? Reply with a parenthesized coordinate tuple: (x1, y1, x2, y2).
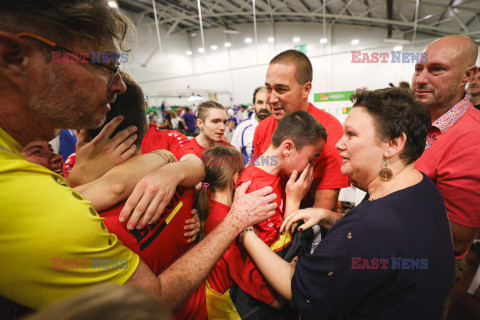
(379, 158, 393, 181)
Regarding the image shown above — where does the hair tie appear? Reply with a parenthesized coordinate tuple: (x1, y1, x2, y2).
(202, 182, 210, 188)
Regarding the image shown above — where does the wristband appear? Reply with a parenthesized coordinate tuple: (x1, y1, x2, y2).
(238, 227, 258, 243)
(151, 149, 176, 164)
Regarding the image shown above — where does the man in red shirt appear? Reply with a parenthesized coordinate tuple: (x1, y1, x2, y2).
(191, 101, 233, 157)
(253, 50, 349, 211)
(411, 35, 480, 318)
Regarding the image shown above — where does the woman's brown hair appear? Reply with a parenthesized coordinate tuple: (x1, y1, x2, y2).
(194, 145, 244, 239)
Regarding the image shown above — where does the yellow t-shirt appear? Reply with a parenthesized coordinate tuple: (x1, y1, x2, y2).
(0, 127, 140, 310)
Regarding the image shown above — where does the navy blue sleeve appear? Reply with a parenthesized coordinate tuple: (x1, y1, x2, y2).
(291, 203, 396, 319)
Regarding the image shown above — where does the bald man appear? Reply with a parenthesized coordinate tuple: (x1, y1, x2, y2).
(412, 35, 480, 318)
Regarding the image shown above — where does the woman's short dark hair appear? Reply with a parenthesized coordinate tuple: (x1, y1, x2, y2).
(351, 87, 431, 164)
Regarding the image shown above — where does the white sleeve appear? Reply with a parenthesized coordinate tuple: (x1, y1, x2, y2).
(230, 125, 244, 152)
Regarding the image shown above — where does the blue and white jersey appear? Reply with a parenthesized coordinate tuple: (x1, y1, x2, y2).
(230, 114, 259, 165)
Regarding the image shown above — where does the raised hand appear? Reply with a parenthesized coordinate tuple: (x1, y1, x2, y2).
(285, 163, 314, 204)
(229, 181, 277, 230)
(68, 116, 137, 186)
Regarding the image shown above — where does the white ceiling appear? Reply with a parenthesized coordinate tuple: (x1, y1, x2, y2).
(118, 0, 480, 40)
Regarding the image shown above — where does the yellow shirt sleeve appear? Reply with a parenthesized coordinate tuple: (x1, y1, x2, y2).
(0, 133, 140, 310)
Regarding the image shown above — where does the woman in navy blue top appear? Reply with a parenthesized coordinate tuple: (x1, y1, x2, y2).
(241, 88, 455, 319)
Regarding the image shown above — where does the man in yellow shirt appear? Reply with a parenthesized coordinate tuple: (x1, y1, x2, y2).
(0, 0, 276, 317)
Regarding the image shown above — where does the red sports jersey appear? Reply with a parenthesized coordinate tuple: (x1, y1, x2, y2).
(229, 166, 291, 303)
(181, 196, 284, 318)
(191, 137, 234, 158)
(204, 200, 236, 294)
(63, 152, 76, 178)
(179, 200, 233, 320)
(100, 186, 200, 320)
(99, 186, 195, 274)
(63, 128, 193, 179)
(252, 104, 349, 203)
(141, 127, 194, 160)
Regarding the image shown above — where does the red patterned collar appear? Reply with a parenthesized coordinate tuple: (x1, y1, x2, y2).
(431, 94, 470, 133)
(425, 94, 470, 149)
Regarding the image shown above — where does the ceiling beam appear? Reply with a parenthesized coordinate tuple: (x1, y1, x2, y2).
(449, 8, 469, 33)
(387, 0, 393, 38)
(331, 0, 355, 25)
(357, 4, 382, 18)
(464, 13, 479, 27)
(296, 0, 312, 13)
(154, 10, 465, 35)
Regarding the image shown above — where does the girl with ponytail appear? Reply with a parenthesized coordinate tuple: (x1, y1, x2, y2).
(194, 145, 244, 239)
(178, 145, 244, 320)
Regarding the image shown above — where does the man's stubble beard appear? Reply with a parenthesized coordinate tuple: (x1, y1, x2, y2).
(25, 67, 107, 130)
(415, 81, 460, 111)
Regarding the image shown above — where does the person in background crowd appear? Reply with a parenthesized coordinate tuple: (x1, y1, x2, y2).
(247, 105, 254, 118)
(148, 111, 155, 122)
(223, 119, 236, 143)
(0, 1, 277, 318)
(168, 109, 184, 132)
(253, 49, 349, 215)
(163, 109, 172, 129)
(411, 35, 480, 319)
(161, 100, 166, 112)
(191, 101, 233, 157)
(236, 105, 249, 123)
(468, 66, 480, 110)
(227, 106, 235, 119)
(182, 107, 196, 136)
(243, 87, 454, 320)
(231, 86, 272, 164)
(149, 115, 157, 128)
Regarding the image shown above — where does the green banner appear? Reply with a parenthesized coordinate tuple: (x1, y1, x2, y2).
(146, 107, 157, 114)
(314, 90, 355, 102)
(294, 44, 308, 54)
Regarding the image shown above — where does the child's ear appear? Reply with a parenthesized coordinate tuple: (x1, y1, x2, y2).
(280, 139, 294, 158)
(233, 172, 240, 185)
